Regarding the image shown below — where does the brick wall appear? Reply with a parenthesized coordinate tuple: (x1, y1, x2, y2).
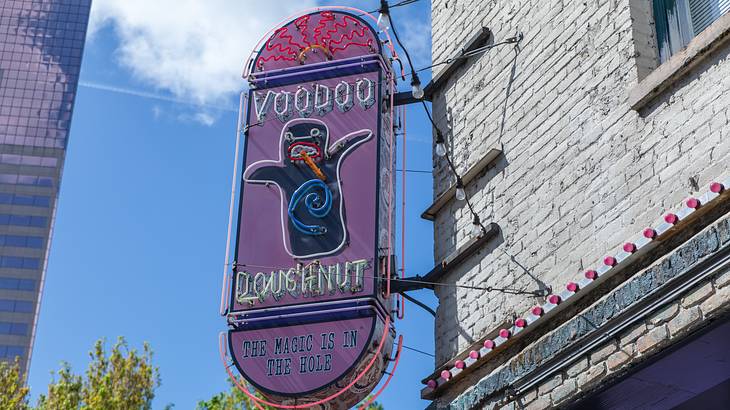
(429, 0, 730, 366)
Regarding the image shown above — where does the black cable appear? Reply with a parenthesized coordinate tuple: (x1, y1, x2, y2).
(385, 3, 417, 76)
(234, 262, 541, 295)
(419, 100, 486, 233)
(396, 168, 432, 174)
(402, 344, 435, 358)
(366, 0, 423, 15)
(414, 36, 523, 74)
(382, 0, 424, 90)
(399, 292, 436, 317)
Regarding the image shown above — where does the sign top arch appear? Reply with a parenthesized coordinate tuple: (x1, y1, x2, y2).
(246, 9, 388, 75)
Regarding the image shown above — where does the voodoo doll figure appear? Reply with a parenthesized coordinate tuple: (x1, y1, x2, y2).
(243, 118, 373, 259)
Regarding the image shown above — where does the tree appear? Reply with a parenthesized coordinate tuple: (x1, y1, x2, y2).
(35, 363, 82, 410)
(36, 337, 160, 410)
(197, 379, 384, 410)
(196, 378, 275, 410)
(0, 358, 30, 409)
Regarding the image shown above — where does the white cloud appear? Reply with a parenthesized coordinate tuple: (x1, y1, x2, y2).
(87, 1, 432, 125)
(394, 12, 432, 69)
(89, 0, 317, 106)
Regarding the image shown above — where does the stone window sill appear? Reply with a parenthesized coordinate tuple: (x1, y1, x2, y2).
(421, 148, 501, 221)
(629, 11, 730, 111)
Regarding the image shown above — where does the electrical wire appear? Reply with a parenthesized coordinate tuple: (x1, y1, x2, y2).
(413, 36, 523, 75)
(240, 34, 521, 133)
(387, 13, 416, 76)
(402, 344, 435, 357)
(420, 101, 485, 230)
(364, 0, 424, 15)
(233, 262, 541, 296)
(396, 168, 431, 174)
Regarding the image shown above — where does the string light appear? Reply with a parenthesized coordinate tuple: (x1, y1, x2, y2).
(377, 1, 392, 31)
(435, 130, 447, 157)
(471, 214, 483, 237)
(411, 73, 425, 99)
(383, 3, 521, 248)
(455, 177, 466, 201)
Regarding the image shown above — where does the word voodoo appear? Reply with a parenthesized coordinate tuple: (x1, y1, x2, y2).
(253, 78, 376, 123)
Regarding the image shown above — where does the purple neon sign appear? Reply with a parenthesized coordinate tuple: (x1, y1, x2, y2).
(224, 9, 396, 408)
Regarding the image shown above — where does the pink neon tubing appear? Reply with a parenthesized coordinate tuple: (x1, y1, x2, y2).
(385, 73, 395, 299)
(357, 335, 404, 410)
(220, 316, 393, 409)
(398, 105, 406, 320)
(242, 6, 404, 79)
(220, 92, 246, 316)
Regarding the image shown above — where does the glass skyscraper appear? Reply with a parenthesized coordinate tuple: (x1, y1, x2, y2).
(0, 0, 90, 373)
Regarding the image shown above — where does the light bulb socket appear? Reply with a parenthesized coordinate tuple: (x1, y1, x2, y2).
(411, 73, 424, 99)
(411, 73, 421, 88)
(435, 130, 445, 145)
(379, 0, 390, 14)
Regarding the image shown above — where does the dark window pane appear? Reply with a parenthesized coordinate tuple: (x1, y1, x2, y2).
(17, 279, 35, 291)
(12, 195, 35, 206)
(22, 258, 39, 269)
(14, 301, 33, 313)
(4, 346, 24, 358)
(10, 323, 27, 336)
(26, 237, 43, 248)
(33, 196, 50, 207)
(4, 236, 26, 247)
(0, 278, 17, 290)
(0, 300, 13, 311)
(2, 257, 25, 268)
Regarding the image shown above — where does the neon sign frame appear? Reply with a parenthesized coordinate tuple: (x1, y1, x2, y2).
(219, 7, 404, 409)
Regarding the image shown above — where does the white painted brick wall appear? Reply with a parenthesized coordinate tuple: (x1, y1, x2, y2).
(429, 0, 730, 365)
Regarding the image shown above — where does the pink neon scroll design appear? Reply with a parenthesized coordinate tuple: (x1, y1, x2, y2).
(256, 11, 377, 71)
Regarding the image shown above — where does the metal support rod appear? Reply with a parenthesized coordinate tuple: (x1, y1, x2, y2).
(399, 292, 436, 317)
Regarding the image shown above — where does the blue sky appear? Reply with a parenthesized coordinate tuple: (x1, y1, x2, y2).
(27, 1, 438, 408)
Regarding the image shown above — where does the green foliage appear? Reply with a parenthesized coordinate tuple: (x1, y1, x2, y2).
(35, 362, 82, 410)
(36, 337, 160, 410)
(361, 396, 384, 410)
(0, 358, 30, 410)
(196, 378, 275, 410)
(196, 379, 384, 410)
(82, 338, 159, 409)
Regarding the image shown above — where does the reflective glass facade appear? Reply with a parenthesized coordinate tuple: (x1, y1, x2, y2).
(0, 0, 90, 372)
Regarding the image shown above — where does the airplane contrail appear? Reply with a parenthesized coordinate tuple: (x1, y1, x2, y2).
(77, 81, 239, 112)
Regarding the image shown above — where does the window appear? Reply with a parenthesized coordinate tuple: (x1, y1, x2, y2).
(654, 0, 730, 62)
(0, 299, 33, 313)
(0, 256, 40, 270)
(0, 235, 45, 249)
(0, 213, 48, 228)
(0, 322, 28, 336)
(0, 277, 36, 291)
(0, 345, 24, 359)
(0, 193, 51, 207)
